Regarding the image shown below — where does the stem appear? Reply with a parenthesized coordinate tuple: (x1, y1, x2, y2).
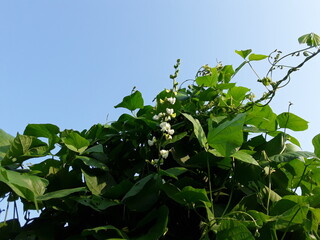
(280, 207, 301, 240)
(221, 158, 235, 217)
(294, 165, 308, 193)
(206, 156, 215, 217)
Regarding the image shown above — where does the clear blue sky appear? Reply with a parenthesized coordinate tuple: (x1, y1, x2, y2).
(1, 1, 320, 151)
(1, 0, 320, 225)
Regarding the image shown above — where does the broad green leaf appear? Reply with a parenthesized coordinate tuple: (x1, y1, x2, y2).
(208, 113, 246, 157)
(37, 187, 86, 201)
(159, 167, 187, 180)
(122, 174, 161, 211)
(248, 53, 268, 61)
(82, 225, 128, 239)
(235, 49, 252, 59)
(132, 205, 169, 240)
(298, 32, 320, 47)
(196, 68, 218, 87)
(277, 112, 308, 131)
(75, 195, 119, 211)
(1, 134, 48, 166)
(114, 90, 144, 111)
(76, 156, 108, 170)
(173, 186, 211, 208)
(0, 167, 48, 207)
(182, 113, 207, 149)
(270, 151, 316, 162)
(312, 134, 320, 158)
(82, 169, 108, 196)
(231, 150, 259, 166)
(228, 86, 250, 105)
(122, 174, 154, 200)
(24, 124, 60, 149)
(246, 105, 277, 132)
(61, 131, 90, 154)
(0, 129, 13, 160)
(216, 220, 255, 240)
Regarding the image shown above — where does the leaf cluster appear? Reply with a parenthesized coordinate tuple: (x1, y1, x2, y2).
(1, 33, 320, 240)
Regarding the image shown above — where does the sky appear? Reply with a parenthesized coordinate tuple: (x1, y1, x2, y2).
(1, 0, 320, 223)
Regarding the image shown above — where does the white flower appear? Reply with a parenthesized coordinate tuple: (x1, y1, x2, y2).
(160, 122, 171, 132)
(168, 129, 175, 135)
(152, 114, 159, 121)
(166, 108, 174, 115)
(160, 149, 169, 159)
(167, 97, 176, 105)
(148, 136, 156, 146)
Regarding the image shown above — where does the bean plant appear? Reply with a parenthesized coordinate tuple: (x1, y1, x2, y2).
(1, 33, 320, 239)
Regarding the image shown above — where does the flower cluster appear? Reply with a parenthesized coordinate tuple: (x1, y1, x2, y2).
(147, 95, 177, 166)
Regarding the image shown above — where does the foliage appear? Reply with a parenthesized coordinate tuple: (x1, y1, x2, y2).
(1, 33, 320, 239)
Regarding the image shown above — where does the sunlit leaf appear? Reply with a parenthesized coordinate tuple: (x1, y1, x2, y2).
(61, 131, 90, 154)
(182, 113, 207, 149)
(208, 113, 246, 157)
(298, 33, 320, 47)
(248, 53, 268, 61)
(277, 112, 308, 131)
(235, 49, 252, 59)
(114, 90, 144, 111)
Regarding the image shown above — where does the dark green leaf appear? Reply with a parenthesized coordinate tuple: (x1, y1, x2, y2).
(114, 90, 144, 111)
(37, 187, 86, 201)
(75, 195, 119, 211)
(159, 167, 187, 180)
(132, 205, 169, 240)
(216, 220, 255, 240)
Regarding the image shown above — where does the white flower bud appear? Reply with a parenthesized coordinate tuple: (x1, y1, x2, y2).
(167, 97, 176, 105)
(166, 108, 174, 115)
(160, 149, 169, 159)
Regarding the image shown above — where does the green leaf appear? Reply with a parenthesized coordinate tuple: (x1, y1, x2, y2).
(0, 166, 48, 207)
(196, 68, 218, 87)
(0, 129, 13, 160)
(1, 134, 48, 166)
(208, 113, 246, 157)
(182, 113, 207, 149)
(132, 205, 169, 240)
(82, 225, 128, 239)
(114, 90, 144, 111)
(231, 150, 259, 166)
(312, 134, 320, 158)
(122, 174, 161, 211)
(298, 33, 320, 47)
(246, 105, 277, 132)
(228, 86, 250, 105)
(82, 169, 108, 196)
(159, 167, 187, 180)
(248, 53, 268, 61)
(37, 187, 86, 201)
(75, 195, 119, 211)
(235, 49, 252, 59)
(24, 124, 60, 149)
(277, 112, 308, 131)
(76, 156, 108, 170)
(270, 151, 316, 162)
(61, 131, 90, 154)
(216, 220, 255, 240)
(172, 186, 211, 208)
